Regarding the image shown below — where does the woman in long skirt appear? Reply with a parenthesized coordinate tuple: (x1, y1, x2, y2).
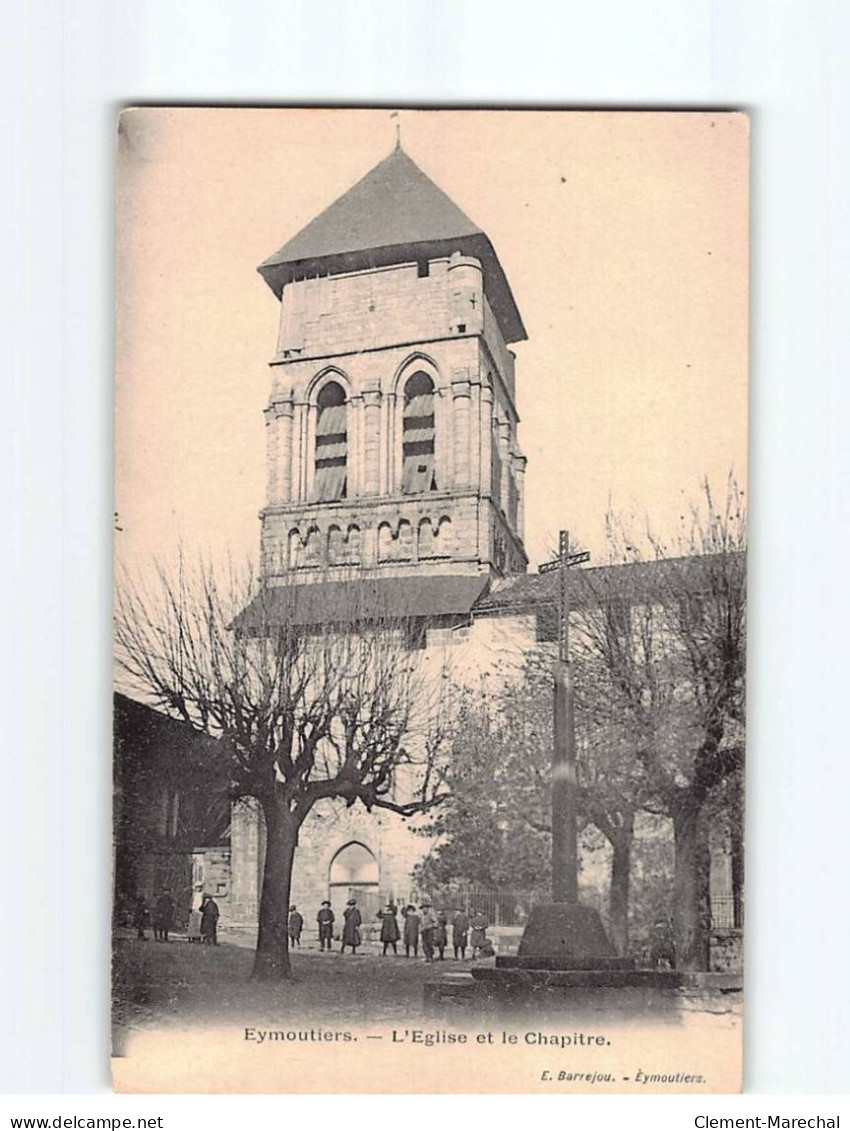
(187, 903, 203, 944)
(200, 894, 220, 945)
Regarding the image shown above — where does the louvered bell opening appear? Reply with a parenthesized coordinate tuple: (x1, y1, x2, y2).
(402, 411, 436, 494)
(402, 374, 436, 494)
(315, 395, 347, 501)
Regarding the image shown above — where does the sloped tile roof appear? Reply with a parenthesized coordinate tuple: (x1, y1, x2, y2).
(473, 554, 735, 617)
(232, 572, 491, 632)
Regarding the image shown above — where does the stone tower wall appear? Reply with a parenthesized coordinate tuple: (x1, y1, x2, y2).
(261, 255, 527, 581)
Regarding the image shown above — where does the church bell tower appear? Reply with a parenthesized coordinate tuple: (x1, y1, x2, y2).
(255, 144, 529, 604)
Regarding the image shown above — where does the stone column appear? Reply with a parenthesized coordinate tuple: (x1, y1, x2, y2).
(435, 384, 452, 491)
(348, 393, 363, 498)
(469, 381, 482, 491)
(479, 382, 493, 497)
(378, 391, 389, 495)
(291, 402, 306, 503)
(452, 374, 472, 489)
(304, 402, 318, 501)
(513, 451, 528, 540)
(273, 398, 294, 503)
(362, 389, 381, 496)
(263, 406, 278, 507)
(386, 392, 399, 494)
(498, 421, 512, 513)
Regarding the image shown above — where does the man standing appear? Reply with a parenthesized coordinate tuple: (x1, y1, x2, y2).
(317, 901, 335, 951)
(288, 905, 304, 947)
(434, 910, 448, 961)
(153, 891, 175, 942)
(420, 901, 437, 962)
(452, 908, 470, 960)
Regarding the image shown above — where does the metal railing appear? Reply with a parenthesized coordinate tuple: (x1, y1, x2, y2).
(710, 893, 743, 931)
(408, 888, 549, 928)
(408, 887, 742, 933)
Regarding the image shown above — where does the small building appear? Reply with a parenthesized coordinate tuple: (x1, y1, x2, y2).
(113, 693, 231, 928)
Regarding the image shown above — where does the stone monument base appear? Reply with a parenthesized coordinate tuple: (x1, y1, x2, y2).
(422, 900, 741, 1021)
(516, 901, 618, 963)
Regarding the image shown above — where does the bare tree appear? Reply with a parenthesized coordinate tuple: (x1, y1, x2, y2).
(115, 554, 449, 980)
(577, 476, 746, 970)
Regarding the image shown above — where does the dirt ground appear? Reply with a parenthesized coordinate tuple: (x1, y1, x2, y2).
(113, 932, 470, 1040)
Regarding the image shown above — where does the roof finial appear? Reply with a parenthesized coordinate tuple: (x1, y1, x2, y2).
(390, 110, 401, 150)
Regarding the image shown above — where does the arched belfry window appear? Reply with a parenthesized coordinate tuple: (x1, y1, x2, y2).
(314, 381, 347, 501)
(402, 372, 437, 494)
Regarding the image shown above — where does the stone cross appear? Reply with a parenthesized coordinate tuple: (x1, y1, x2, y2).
(539, 531, 589, 902)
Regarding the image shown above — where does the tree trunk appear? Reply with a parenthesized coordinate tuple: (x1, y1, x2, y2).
(608, 821, 633, 956)
(672, 801, 711, 972)
(252, 800, 300, 981)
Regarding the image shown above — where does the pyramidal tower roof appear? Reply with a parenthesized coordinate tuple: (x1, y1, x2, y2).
(259, 145, 526, 343)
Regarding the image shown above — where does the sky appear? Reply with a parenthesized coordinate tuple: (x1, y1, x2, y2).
(115, 108, 748, 572)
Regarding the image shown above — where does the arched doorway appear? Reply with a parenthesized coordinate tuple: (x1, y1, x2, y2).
(328, 842, 380, 923)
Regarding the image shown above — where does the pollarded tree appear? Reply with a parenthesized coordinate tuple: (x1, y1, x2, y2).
(115, 555, 449, 980)
(577, 477, 746, 970)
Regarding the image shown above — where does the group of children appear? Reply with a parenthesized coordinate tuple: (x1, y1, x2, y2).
(287, 899, 491, 960)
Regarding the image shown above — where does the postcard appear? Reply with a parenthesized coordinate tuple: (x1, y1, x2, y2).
(113, 107, 748, 1093)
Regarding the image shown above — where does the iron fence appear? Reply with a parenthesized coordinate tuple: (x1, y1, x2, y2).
(408, 888, 549, 928)
(710, 892, 743, 931)
(407, 887, 742, 932)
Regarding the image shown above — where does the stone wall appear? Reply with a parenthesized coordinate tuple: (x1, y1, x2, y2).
(276, 257, 484, 361)
(224, 794, 435, 944)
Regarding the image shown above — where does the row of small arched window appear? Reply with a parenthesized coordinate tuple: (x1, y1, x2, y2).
(314, 372, 436, 502)
(288, 514, 452, 569)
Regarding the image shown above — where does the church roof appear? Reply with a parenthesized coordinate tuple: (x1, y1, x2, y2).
(259, 146, 527, 343)
(473, 553, 738, 634)
(232, 572, 491, 633)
